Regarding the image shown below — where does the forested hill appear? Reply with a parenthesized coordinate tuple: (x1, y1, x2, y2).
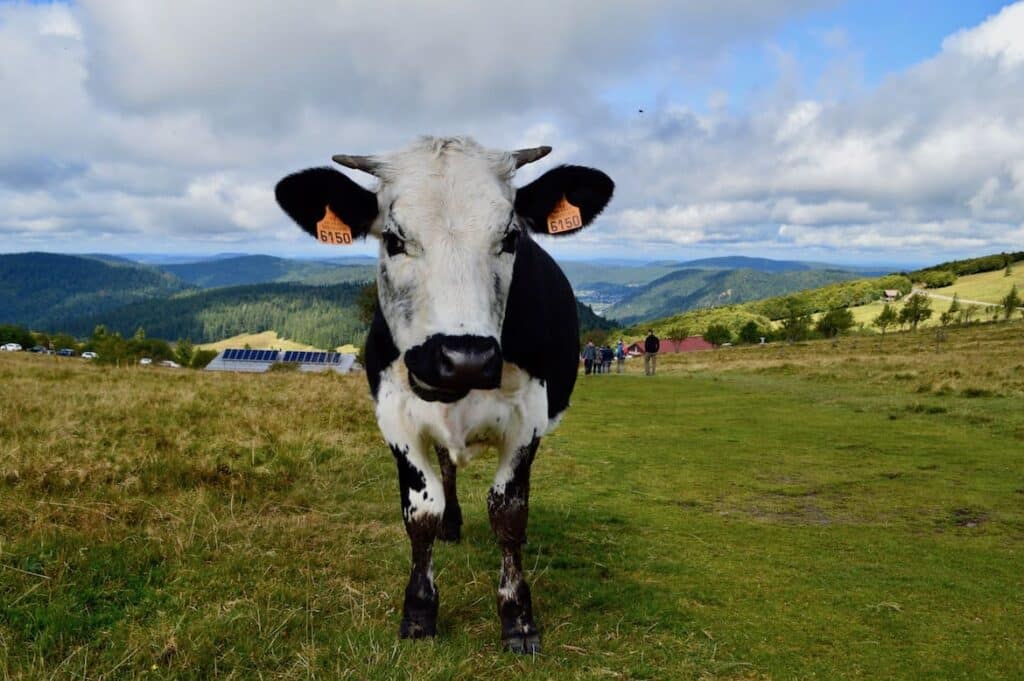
(606, 267, 863, 324)
(58, 282, 610, 350)
(0, 252, 190, 329)
(60, 282, 367, 350)
(161, 254, 376, 288)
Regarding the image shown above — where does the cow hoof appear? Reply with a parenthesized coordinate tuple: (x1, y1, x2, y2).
(502, 633, 541, 655)
(399, 617, 437, 639)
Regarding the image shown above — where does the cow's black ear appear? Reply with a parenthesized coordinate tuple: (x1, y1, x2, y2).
(275, 167, 378, 240)
(514, 165, 614, 236)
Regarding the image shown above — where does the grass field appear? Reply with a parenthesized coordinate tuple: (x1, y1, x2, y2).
(929, 267, 1024, 304)
(2, 322, 1023, 679)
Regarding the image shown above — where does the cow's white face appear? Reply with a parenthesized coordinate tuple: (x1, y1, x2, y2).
(371, 140, 518, 352)
(275, 135, 614, 403)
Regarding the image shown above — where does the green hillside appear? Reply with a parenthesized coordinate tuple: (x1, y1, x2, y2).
(62, 282, 367, 350)
(623, 273, 913, 337)
(162, 255, 376, 288)
(54, 278, 610, 350)
(0, 252, 191, 329)
(607, 267, 863, 324)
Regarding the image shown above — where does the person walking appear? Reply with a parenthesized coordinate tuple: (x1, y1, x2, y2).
(615, 338, 626, 373)
(582, 341, 596, 375)
(601, 345, 613, 374)
(644, 329, 660, 376)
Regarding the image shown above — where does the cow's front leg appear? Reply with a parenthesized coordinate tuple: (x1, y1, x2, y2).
(436, 446, 463, 543)
(488, 435, 541, 654)
(389, 442, 444, 639)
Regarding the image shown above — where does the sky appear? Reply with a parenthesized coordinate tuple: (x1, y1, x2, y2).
(1, 0, 1022, 267)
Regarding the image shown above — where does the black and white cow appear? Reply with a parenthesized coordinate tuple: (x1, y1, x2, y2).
(275, 137, 613, 654)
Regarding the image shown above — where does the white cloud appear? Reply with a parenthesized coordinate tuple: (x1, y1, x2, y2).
(1, 0, 1024, 263)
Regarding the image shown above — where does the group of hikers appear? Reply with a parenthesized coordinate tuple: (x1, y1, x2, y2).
(581, 330, 661, 376)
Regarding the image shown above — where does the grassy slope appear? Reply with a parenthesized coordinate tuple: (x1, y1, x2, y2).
(833, 268, 1024, 331)
(928, 266, 1024, 303)
(1, 322, 1022, 678)
(197, 331, 319, 352)
(607, 268, 861, 324)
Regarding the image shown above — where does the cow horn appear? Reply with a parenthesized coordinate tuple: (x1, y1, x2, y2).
(332, 154, 379, 175)
(512, 146, 552, 168)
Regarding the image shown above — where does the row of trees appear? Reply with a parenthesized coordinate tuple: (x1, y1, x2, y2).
(873, 285, 1023, 335)
(0, 323, 217, 369)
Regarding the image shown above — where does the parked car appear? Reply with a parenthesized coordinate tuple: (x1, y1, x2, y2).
(139, 357, 153, 366)
(57, 348, 76, 357)
(1, 343, 23, 352)
(29, 345, 48, 353)
(159, 360, 181, 368)
(81, 351, 98, 360)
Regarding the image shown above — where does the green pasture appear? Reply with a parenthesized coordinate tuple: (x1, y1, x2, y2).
(1, 322, 1022, 679)
(929, 267, 1024, 304)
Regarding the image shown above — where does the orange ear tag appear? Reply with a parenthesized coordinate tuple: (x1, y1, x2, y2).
(316, 206, 354, 245)
(546, 196, 583, 234)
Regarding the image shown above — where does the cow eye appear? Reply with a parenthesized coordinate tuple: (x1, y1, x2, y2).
(383, 231, 406, 257)
(500, 230, 519, 255)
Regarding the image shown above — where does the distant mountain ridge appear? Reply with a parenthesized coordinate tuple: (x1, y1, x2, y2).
(0, 252, 191, 330)
(161, 254, 376, 288)
(0, 252, 614, 347)
(606, 267, 864, 324)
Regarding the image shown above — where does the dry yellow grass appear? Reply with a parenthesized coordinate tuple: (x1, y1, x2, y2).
(198, 330, 319, 352)
(199, 331, 361, 355)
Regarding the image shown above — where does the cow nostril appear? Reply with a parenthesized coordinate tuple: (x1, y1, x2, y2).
(439, 348, 457, 376)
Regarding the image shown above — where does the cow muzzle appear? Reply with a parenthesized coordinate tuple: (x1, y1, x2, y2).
(404, 335, 502, 403)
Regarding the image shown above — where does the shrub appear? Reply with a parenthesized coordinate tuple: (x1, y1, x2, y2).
(1001, 284, 1021, 320)
(916, 270, 957, 288)
(873, 304, 898, 336)
(816, 307, 855, 338)
(0, 324, 34, 348)
(738, 320, 763, 344)
(190, 349, 218, 369)
(704, 324, 732, 346)
(899, 294, 933, 331)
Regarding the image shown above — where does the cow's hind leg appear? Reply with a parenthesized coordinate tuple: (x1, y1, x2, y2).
(488, 435, 541, 654)
(390, 442, 444, 639)
(436, 446, 462, 543)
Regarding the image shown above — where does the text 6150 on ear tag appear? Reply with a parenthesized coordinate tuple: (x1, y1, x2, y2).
(547, 196, 583, 234)
(316, 206, 353, 245)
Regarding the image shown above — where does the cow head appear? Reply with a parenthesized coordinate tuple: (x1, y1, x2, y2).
(275, 136, 613, 402)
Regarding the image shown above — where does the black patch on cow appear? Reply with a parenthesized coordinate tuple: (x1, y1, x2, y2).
(436, 446, 462, 543)
(390, 443, 426, 517)
(274, 167, 378, 239)
(365, 306, 400, 400)
(501, 236, 580, 419)
(514, 165, 614, 237)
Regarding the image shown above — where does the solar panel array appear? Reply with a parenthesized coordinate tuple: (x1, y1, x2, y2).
(281, 350, 347, 364)
(222, 349, 279, 362)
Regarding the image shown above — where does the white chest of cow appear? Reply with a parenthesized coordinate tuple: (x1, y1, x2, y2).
(377, 361, 550, 467)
